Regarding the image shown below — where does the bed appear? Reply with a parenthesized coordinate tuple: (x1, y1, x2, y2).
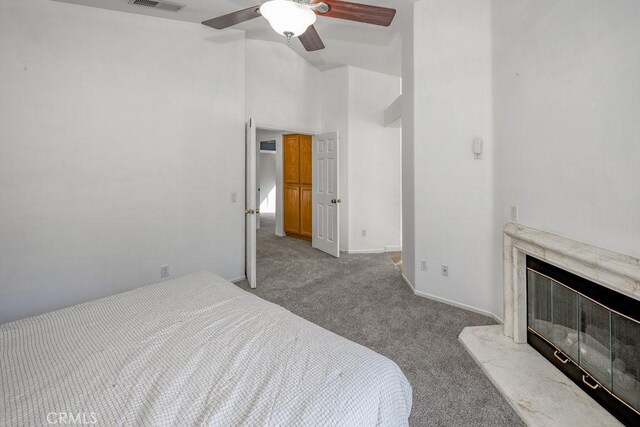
(1, 272, 412, 426)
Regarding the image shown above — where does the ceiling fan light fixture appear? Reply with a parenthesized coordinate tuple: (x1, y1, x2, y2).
(260, 0, 317, 38)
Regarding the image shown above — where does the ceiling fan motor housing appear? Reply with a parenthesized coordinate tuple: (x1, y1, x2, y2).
(260, 0, 318, 38)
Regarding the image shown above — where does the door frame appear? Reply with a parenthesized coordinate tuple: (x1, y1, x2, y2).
(245, 118, 257, 289)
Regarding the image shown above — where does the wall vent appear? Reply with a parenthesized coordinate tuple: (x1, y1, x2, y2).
(128, 0, 184, 12)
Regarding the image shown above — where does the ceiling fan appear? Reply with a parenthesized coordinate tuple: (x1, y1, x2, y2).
(201, 0, 396, 52)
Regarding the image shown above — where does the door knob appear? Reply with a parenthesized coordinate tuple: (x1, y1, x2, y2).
(330, 199, 342, 204)
(245, 209, 255, 215)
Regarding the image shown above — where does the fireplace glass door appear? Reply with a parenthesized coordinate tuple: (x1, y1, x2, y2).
(612, 313, 640, 412)
(527, 258, 640, 422)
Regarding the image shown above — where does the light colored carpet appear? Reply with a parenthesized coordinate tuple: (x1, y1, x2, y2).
(236, 214, 523, 426)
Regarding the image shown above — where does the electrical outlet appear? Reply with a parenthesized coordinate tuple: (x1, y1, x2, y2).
(362, 228, 367, 237)
(420, 260, 428, 271)
(510, 205, 519, 222)
(161, 265, 170, 279)
(441, 264, 449, 277)
(231, 192, 237, 203)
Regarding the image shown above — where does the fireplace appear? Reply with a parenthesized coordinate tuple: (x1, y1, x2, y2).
(458, 223, 640, 424)
(527, 256, 640, 424)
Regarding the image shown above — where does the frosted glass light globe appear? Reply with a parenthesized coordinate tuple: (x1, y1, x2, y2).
(260, 0, 317, 38)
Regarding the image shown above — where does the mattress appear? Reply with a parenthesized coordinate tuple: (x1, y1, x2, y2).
(1, 272, 412, 426)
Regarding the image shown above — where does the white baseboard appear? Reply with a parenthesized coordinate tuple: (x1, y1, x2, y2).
(401, 273, 415, 291)
(229, 275, 247, 283)
(346, 247, 402, 255)
(346, 248, 385, 254)
(400, 274, 501, 323)
(491, 314, 504, 324)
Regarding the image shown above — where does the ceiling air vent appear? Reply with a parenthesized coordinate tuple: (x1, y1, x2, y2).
(128, 0, 184, 12)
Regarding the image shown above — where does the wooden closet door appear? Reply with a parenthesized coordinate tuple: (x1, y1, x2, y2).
(300, 187, 312, 237)
(299, 135, 313, 237)
(284, 135, 300, 185)
(300, 135, 312, 185)
(283, 134, 312, 239)
(284, 135, 301, 235)
(284, 186, 300, 234)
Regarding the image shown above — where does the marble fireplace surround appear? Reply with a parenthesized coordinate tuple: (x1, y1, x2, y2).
(503, 222, 640, 343)
(459, 223, 640, 426)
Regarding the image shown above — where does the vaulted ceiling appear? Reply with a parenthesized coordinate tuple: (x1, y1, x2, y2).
(53, 0, 404, 76)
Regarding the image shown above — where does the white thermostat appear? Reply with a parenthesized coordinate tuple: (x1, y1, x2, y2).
(473, 137, 483, 159)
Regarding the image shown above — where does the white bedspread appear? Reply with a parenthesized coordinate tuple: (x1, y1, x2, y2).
(1, 272, 412, 426)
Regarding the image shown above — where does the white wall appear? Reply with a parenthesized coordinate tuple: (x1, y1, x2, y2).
(250, 62, 402, 253)
(411, 0, 495, 315)
(320, 66, 402, 254)
(347, 68, 402, 253)
(400, 2, 416, 284)
(492, 0, 640, 316)
(245, 43, 402, 254)
(404, 0, 640, 321)
(258, 151, 276, 214)
(384, 95, 402, 128)
(246, 39, 322, 134)
(0, 0, 246, 324)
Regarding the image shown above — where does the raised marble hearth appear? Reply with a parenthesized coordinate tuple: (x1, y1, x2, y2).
(459, 325, 621, 426)
(461, 223, 640, 425)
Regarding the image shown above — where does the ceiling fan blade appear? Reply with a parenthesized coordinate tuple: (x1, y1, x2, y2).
(319, 0, 396, 27)
(202, 6, 261, 30)
(299, 26, 325, 51)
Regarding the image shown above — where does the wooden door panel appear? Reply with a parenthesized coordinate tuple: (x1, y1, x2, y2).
(284, 135, 300, 184)
(300, 186, 312, 237)
(300, 135, 313, 186)
(284, 185, 300, 234)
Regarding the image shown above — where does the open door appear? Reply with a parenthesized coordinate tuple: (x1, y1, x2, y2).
(245, 118, 257, 288)
(312, 131, 340, 257)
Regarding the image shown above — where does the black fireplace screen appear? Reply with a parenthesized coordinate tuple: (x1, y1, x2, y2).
(527, 256, 640, 423)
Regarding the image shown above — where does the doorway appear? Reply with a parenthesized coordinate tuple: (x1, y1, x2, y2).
(254, 126, 340, 249)
(256, 129, 316, 246)
(255, 127, 339, 252)
(248, 125, 341, 288)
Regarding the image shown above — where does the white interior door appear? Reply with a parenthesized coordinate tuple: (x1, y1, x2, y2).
(312, 131, 340, 257)
(245, 118, 257, 288)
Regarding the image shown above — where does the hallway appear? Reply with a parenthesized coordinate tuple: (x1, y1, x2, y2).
(236, 214, 521, 426)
